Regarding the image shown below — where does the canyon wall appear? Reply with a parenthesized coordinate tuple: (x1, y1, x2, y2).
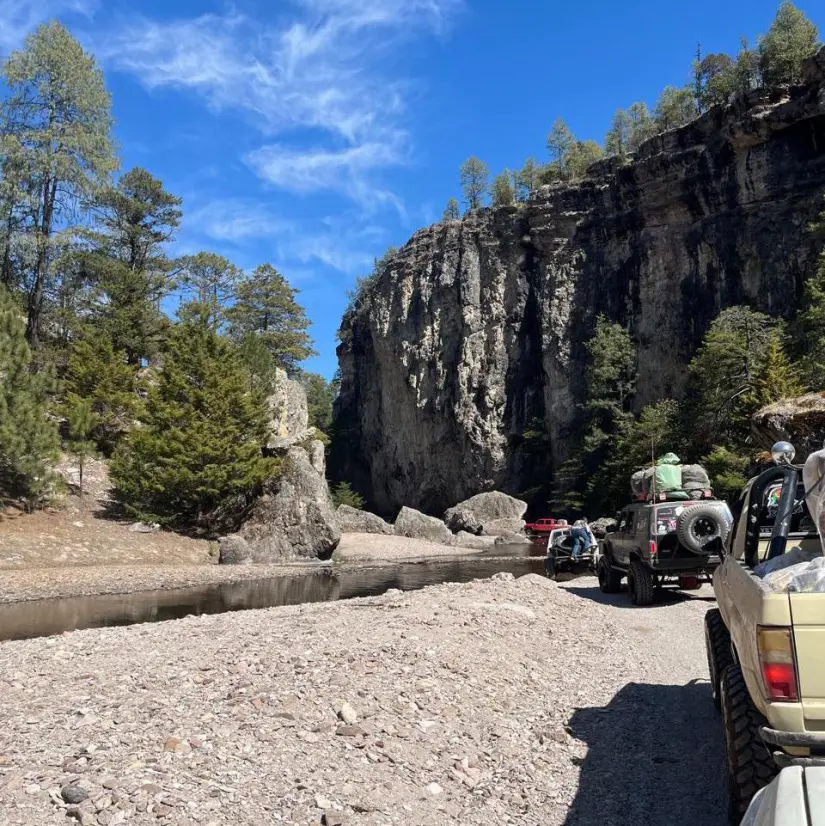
(333, 50, 825, 516)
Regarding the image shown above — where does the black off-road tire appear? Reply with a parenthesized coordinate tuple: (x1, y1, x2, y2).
(704, 608, 733, 711)
(719, 663, 777, 824)
(597, 557, 622, 594)
(628, 560, 655, 606)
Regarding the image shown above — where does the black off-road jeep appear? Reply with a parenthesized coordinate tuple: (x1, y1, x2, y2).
(598, 498, 733, 605)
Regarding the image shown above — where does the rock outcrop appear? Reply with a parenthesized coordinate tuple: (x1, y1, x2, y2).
(394, 507, 453, 545)
(221, 446, 340, 563)
(332, 49, 825, 515)
(221, 370, 340, 564)
(267, 368, 311, 451)
(443, 492, 528, 535)
(336, 504, 394, 535)
(752, 393, 825, 462)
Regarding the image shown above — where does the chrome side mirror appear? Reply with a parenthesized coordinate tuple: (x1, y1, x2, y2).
(772, 442, 796, 466)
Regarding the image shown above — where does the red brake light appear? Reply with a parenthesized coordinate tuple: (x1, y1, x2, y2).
(761, 663, 798, 702)
(757, 627, 799, 702)
(649, 540, 657, 556)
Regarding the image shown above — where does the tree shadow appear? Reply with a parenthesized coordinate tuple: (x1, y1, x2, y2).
(564, 681, 726, 826)
(560, 580, 717, 610)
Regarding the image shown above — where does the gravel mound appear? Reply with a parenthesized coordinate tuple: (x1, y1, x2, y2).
(0, 575, 726, 825)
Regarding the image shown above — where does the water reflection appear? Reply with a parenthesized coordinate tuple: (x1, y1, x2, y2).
(0, 555, 546, 642)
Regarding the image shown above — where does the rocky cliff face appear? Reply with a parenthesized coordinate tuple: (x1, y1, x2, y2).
(333, 50, 825, 516)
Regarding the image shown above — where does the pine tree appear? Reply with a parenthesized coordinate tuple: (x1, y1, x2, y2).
(459, 157, 490, 211)
(517, 158, 540, 200)
(0, 286, 59, 505)
(626, 102, 656, 152)
(64, 332, 141, 455)
(331, 481, 364, 509)
(227, 264, 316, 373)
(686, 306, 775, 451)
(82, 168, 181, 365)
(605, 109, 634, 158)
(655, 86, 696, 130)
(177, 252, 241, 327)
(443, 198, 460, 220)
(491, 171, 515, 207)
(299, 372, 336, 434)
(110, 303, 274, 529)
(546, 118, 575, 179)
(758, 2, 820, 86)
(693, 53, 736, 110)
(1, 22, 116, 351)
(66, 397, 96, 506)
(744, 332, 803, 409)
(566, 140, 604, 180)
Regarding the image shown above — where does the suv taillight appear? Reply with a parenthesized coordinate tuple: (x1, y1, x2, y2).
(649, 540, 657, 556)
(757, 627, 799, 702)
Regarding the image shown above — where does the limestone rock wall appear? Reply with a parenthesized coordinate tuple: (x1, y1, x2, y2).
(333, 50, 825, 515)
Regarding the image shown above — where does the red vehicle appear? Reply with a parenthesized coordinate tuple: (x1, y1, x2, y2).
(525, 517, 568, 535)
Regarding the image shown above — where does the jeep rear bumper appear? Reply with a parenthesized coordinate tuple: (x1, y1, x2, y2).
(761, 727, 825, 768)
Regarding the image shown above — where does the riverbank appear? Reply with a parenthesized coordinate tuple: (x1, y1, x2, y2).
(0, 573, 724, 826)
(0, 531, 497, 604)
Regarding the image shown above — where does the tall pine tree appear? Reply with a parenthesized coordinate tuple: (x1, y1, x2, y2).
(81, 168, 181, 365)
(1, 22, 116, 351)
(227, 264, 316, 374)
(0, 287, 59, 505)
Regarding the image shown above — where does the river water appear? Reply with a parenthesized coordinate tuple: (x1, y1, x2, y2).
(0, 542, 555, 642)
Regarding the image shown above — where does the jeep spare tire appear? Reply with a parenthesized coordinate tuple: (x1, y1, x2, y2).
(676, 505, 730, 554)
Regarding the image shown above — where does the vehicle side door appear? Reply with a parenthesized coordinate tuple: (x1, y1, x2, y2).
(611, 510, 632, 566)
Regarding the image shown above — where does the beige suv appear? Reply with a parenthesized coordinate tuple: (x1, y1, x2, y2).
(706, 448, 825, 822)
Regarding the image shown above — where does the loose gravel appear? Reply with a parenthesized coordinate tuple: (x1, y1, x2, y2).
(0, 574, 726, 826)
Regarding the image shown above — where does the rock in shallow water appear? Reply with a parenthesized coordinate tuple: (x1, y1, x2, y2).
(393, 507, 453, 545)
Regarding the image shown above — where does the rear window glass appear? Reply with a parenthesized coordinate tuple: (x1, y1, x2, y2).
(759, 483, 815, 537)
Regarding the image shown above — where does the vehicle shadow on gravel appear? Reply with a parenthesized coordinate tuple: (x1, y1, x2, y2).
(560, 581, 716, 610)
(565, 681, 726, 826)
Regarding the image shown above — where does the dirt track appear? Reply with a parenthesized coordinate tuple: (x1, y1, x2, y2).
(0, 573, 726, 826)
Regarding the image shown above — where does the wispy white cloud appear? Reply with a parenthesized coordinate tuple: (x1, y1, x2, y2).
(182, 197, 380, 276)
(98, 0, 461, 205)
(185, 199, 291, 244)
(0, 0, 96, 53)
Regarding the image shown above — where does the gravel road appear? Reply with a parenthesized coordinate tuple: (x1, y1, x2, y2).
(0, 573, 726, 826)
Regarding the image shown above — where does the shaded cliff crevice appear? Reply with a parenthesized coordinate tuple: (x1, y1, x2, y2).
(333, 49, 825, 515)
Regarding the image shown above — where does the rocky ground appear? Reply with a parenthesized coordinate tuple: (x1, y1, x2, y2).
(0, 573, 726, 826)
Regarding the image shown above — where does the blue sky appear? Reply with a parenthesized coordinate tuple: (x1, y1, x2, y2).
(2, 0, 823, 378)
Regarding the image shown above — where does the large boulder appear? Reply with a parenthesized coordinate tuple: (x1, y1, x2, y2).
(337, 504, 394, 535)
(443, 492, 528, 535)
(752, 393, 825, 462)
(454, 531, 498, 550)
(266, 368, 310, 450)
(220, 442, 340, 563)
(394, 506, 453, 545)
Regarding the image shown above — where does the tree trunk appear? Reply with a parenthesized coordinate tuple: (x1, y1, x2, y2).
(26, 176, 56, 352)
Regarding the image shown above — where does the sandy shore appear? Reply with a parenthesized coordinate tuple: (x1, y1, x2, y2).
(0, 574, 725, 826)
